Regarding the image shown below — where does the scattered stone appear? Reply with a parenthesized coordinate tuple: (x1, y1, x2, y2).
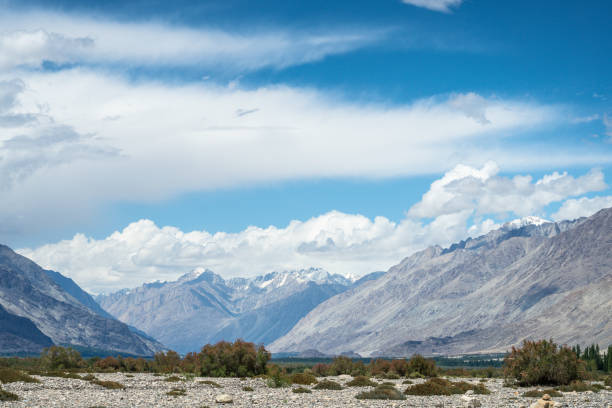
(215, 393, 233, 404)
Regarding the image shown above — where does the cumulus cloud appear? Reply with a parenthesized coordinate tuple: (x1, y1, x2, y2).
(402, 0, 463, 13)
(408, 162, 607, 218)
(0, 11, 383, 72)
(18, 163, 610, 293)
(552, 196, 612, 221)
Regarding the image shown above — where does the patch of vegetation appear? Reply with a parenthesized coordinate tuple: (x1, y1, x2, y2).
(290, 372, 317, 385)
(125, 374, 134, 378)
(0, 387, 19, 401)
(404, 378, 491, 396)
(91, 379, 125, 389)
(292, 386, 312, 393)
(557, 380, 600, 393)
(199, 380, 222, 388)
(266, 364, 290, 388)
(35, 371, 82, 379)
(0, 367, 40, 383)
(522, 389, 563, 398)
(402, 379, 413, 385)
(40, 346, 86, 370)
(356, 384, 405, 400)
(81, 374, 97, 381)
(346, 375, 377, 387)
(408, 371, 425, 378)
(504, 339, 586, 386)
(166, 388, 187, 397)
(164, 375, 183, 382)
(313, 379, 342, 390)
(605, 376, 612, 387)
(242, 386, 254, 391)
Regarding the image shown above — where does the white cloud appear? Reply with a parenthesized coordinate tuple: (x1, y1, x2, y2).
(552, 196, 612, 221)
(1, 68, 592, 240)
(408, 162, 607, 218)
(402, 0, 463, 13)
(0, 11, 383, 71)
(18, 163, 609, 293)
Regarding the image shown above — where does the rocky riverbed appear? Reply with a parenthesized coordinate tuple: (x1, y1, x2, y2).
(1, 373, 611, 407)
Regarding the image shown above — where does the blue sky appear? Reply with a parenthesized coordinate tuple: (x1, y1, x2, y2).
(1, 0, 612, 292)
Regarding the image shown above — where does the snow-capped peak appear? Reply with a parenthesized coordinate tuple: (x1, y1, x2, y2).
(250, 268, 353, 290)
(502, 216, 550, 230)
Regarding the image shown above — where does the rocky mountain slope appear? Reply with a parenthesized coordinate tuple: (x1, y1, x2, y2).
(96, 268, 377, 353)
(270, 209, 612, 356)
(0, 244, 164, 355)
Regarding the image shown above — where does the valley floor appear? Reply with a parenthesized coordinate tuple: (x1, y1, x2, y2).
(1, 373, 611, 407)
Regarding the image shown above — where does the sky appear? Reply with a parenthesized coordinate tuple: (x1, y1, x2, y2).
(1, 0, 612, 293)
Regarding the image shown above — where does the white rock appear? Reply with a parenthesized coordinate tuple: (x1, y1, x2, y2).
(215, 394, 233, 403)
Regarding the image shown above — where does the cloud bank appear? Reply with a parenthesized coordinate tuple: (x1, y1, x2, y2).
(19, 164, 611, 293)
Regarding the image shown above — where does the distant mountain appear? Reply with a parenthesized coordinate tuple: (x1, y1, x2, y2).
(0, 244, 164, 355)
(270, 208, 612, 357)
(96, 268, 370, 353)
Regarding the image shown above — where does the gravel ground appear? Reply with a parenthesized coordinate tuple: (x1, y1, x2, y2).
(1, 374, 611, 407)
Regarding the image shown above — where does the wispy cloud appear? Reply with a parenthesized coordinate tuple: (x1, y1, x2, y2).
(18, 164, 611, 293)
(402, 0, 463, 13)
(0, 11, 385, 72)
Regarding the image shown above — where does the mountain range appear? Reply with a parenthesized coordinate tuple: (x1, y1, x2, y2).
(96, 268, 379, 353)
(0, 244, 163, 356)
(270, 208, 612, 356)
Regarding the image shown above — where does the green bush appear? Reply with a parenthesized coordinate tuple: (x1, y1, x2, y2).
(164, 375, 183, 382)
(266, 364, 290, 388)
(605, 376, 612, 387)
(242, 386, 254, 391)
(40, 346, 85, 370)
(91, 379, 125, 389)
(166, 388, 186, 397)
(402, 379, 413, 385)
(346, 375, 377, 387)
(504, 339, 586, 386)
(292, 386, 312, 393)
(0, 387, 19, 401)
(0, 368, 40, 383)
(404, 378, 490, 396)
(557, 380, 600, 393)
(356, 384, 405, 400)
(521, 389, 562, 398)
(406, 354, 437, 377)
(313, 379, 342, 390)
(290, 372, 317, 385)
(198, 340, 270, 377)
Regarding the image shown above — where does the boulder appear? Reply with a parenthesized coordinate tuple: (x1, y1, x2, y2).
(529, 393, 558, 408)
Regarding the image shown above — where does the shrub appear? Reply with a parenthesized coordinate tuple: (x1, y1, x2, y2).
(605, 376, 612, 387)
(407, 354, 437, 377)
(328, 356, 354, 375)
(557, 380, 600, 393)
(166, 388, 186, 397)
(266, 364, 290, 388)
(81, 374, 97, 381)
(40, 346, 85, 370)
(94, 356, 121, 371)
(404, 378, 490, 396)
(313, 379, 342, 390)
(311, 363, 329, 377)
(91, 380, 125, 389)
(164, 376, 183, 382)
(242, 386, 254, 391)
(290, 372, 317, 385)
(522, 389, 562, 398)
(408, 371, 424, 379)
(199, 380, 222, 388)
(356, 384, 405, 400)
(0, 368, 40, 383)
(504, 339, 586, 386)
(0, 387, 19, 401)
(402, 379, 413, 385)
(198, 340, 270, 377)
(292, 386, 312, 393)
(346, 375, 377, 387)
